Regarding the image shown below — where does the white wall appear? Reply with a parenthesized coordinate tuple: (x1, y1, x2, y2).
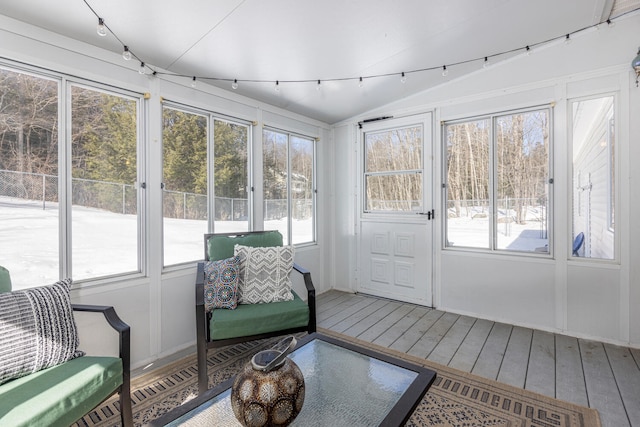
(332, 13, 640, 347)
(0, 15, 332, 368)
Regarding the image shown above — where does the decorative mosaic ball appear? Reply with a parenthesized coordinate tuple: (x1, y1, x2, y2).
(231, 352, 305, 427)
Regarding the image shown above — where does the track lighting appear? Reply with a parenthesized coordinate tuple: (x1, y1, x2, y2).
(358, 77, 363, 88)
(565, 34, 571, 44)
(191, 76, 196, 88)
(526, 46, 531, 56)
(316, 80, 321, 91)
(275, 80, 280, 92)
(232, 79, 238, 90)
(122, 46, 132, 61)
(139, 62, 145, 75)
(97, 18, 107, 36)
(442, 65, 448, 77)
(483, 57, 489, 69)
(400, 72, 407, 83)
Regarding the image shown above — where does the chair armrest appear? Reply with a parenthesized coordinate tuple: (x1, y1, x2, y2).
(71, 304, 130, 363)
(292, 263, 316, 333)
(71, 304, 132, 426)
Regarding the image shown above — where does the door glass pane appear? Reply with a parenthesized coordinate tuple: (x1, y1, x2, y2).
(263, 129, 289, 243)
(495, 110, 549, 252)
(290, 135, 314, 244)
(571, 96, 615, 259)
(445, 119, 490, 248)
(71, 86, 138, 279)
(365, 174, 422, 211)
(162, 107, 207, 266)
(0, 68, 59, 288)
(364, 125, 423, 212)
(213, 119, 248, 233)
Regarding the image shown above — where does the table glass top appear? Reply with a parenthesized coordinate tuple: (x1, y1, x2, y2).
(167, 338, 420, 426)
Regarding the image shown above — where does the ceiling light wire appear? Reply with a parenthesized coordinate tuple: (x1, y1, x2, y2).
(81, 1, 640, 90)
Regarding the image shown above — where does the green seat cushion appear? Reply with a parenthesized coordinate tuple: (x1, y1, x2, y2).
(210, 291, 309, 340)
(207, 231, 283, 261)
(0, 356, 123, 427)
(0, 266, 11, 293)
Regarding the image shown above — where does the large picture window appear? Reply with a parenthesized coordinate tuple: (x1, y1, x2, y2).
(444, 107, 551, 253)
(162, 106, 251, 266)
(263, 128, 315, 245)
(0, 65, 144, 288)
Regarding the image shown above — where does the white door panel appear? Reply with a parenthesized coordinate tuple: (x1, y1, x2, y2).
(356, 111, 433, 306)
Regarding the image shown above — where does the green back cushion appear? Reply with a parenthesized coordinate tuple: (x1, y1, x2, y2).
(207, 231, 283, 261)
(0, 266, 11, 293)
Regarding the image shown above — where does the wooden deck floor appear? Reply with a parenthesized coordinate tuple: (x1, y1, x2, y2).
(317, 290, 640, 427)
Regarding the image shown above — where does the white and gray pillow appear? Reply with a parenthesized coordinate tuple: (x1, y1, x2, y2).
(0, 278, 84, 385)
(233, 244, 295, 304)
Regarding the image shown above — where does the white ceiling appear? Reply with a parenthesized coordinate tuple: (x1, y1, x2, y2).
(0, 0, 630, 124)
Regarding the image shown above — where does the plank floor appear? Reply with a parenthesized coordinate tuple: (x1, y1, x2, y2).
(317, 290, 640, 427)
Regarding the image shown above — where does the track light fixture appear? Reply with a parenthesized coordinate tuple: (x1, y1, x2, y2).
(316, 80, 321, 91)
(442, 65, 448, 77)
(232, 79, 238, 90)
(400, 72, 407, 83)
(191, 76, 196, 88)
(139, 62, 145, 75)
(275, 80, 280, 92)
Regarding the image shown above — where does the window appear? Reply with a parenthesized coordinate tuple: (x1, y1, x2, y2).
(212, 118, 250, 234)
(0, 65, 144, 288)
(364, 125, 423, 213)
(570, 95, 615, 259)
(70, 85, 141, 279)
(162, 106, 251, 266)
(0, 67, 60, 287)
(162, 106, 208, 266)
(444, 107, 551, 253)
(263, 128, 315, 245)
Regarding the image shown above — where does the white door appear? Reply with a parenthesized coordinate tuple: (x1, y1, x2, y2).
(357, 113, 434, 306)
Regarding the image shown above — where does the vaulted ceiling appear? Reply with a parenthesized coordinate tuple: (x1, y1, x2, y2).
(0, 0, 636, 124)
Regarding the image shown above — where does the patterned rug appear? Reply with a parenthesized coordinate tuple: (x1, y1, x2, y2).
(74, 329, 601, 427)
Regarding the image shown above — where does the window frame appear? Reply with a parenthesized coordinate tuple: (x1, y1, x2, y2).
(362, 119, 426, 215)
(568, 93, 618, 261)
(0, 60, 148, 287)
(442, 105, 553, 256)
(161, 101, 254, 268)
(262, 126, 317, 246)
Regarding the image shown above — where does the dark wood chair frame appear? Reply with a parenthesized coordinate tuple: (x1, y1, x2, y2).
(72, 304, 133, 427)
(196, 231, 316, 394)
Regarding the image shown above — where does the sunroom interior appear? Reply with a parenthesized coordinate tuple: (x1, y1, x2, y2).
(1, 0, 640, 425)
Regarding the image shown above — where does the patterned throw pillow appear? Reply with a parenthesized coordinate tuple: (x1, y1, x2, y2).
(0, 278, 84, 385)
(203, 256, 241, 311)
(234, 244, 295, 304)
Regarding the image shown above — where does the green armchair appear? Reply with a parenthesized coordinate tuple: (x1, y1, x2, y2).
(196, 231, 316, 394)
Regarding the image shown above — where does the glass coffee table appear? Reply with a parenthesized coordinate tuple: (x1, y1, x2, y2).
(149, 333, 436, 427)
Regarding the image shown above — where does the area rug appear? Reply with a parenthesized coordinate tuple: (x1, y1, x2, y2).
(73, 329, 601, 427)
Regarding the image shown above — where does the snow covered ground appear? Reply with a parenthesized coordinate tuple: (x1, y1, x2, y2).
(0, 196, 312, 289)
(1, 196, 546, 290)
